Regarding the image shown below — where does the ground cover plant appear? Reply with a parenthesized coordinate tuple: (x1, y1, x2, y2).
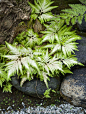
(0, 0, 84, 98)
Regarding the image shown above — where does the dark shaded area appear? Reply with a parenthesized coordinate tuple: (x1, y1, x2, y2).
(0, 86, 62, 111)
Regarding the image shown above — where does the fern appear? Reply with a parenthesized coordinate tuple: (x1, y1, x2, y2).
(28, 0, 57, 23)
(0, 0, 83, 97)
(79, 0, 86, 5)
(60, 3, 86, 25)
(41, 22, 81, 57)
(2, 42, 40, 81)
(3, 82, 12, 93)
(15, 29, 40, 48)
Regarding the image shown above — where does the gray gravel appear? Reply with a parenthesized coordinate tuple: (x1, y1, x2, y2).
(0, 102, 86, 114)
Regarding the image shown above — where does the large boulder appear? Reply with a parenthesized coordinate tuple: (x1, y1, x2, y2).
(75, 36, 86, 64)
(11, 76, 60, 98)
(60, 68, 86, 108)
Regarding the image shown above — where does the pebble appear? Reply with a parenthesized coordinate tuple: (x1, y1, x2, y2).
(0, 102, 86, 114)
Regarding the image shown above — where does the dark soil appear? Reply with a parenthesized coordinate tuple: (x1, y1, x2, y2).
(0, 86, 64, 111)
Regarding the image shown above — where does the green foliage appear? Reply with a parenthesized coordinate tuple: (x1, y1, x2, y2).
(80, 0, 86, 5)
(15, 29, 40, 48)
(44, 88, 51, 98)
(60, 0, 86, 25)
(28, 0, 58, 23)
(0, 0, 83, 97)
(3, 82, 12, 93)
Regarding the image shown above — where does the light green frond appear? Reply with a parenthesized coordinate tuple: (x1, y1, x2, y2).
(27, 57, 40, 74)
(21, 57, 30, 70)
(5, 42, 20, 55)
(28, 1, 39, 13)
(71, 16, 77, 25)
(19, 46, 30, 55)
(0, 77, 5, 87)
(63, 57, 79, 68)
(47, 60, 63, 73)
(29, 0, 57, 22)
(62, 43, 78, 57)
(3, 82, 12, 93)
(42, 72, 49, 88)
(60, 4, 86, 25)
(62, 67, 73, 75)
(25, 29, 39, 48)
(34, 0, 41, 9)
(64, 35, 81, 44)
(31, 14, 38, 20)
(0, 67, 7, 79)
(79, 0, 86, 5)
(77, 15, 84, 24)
(42, 31, 56, 43)
(20, 76, 27, 87)
(50, 44, 61, 55)
(38, 13, 54, 23)
(44, 50, 50, 62)
(44, 88, 51, 98)
(5, 60, 21, 80)
(43, 1, 54, 9)
(17, 60, 23, 75)
(44, 65, 50, 74)
(2, 55, 18, 60)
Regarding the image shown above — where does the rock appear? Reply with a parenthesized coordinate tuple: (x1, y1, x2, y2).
(75, 36, 86, 64)
(11, 76, 60, 98)
(60, 68, 86, 108)
(0, 0, 31, 44)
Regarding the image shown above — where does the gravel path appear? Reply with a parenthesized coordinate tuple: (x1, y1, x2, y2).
(1, 101, 86, 114)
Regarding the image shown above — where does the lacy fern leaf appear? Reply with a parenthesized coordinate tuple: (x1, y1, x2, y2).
(41, 24, 81, 57)
(15, 29, 40, 48)
(60, 4, 86, 25)
(3, 42, 40, 81)
(25, 29, 40, 48)
(79, 0, 86, 5)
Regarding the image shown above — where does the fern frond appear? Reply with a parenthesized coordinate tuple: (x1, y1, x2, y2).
(28, 0, 57, 23)
(41, 71, 49, 88)
(62, 56, 82, 68)
(0, 67, 7, 80)
(38, 12, 54, 23)
(20, 76, 27, 87)
(62, 42, 78, 57)
(25, 29, 39, 48)
(42, 25, 81, 57)
(61, 67, 73, 75)
(79, 0, 86, 5)
(5, 42, 20, 55)
(2, 42, 41, 80)
(3, 82, 12, 93)
(50, 44, 61, 55)
(60, 4, 86, 25)
(5, 60, 22, 80)
(0, 77, 5, 87)
(28, 1, 39, 13)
